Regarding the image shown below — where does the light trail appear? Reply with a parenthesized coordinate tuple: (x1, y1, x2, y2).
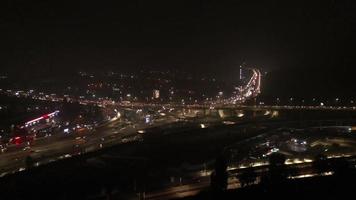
(222, 67, 262, 105)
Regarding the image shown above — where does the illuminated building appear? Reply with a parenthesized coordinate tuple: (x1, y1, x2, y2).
(153, 89, 160, 99)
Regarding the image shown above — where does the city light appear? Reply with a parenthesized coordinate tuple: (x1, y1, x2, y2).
(0, 2, 355, 198)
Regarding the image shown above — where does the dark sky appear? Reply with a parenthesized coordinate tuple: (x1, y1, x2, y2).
(1, 0, 355, 77)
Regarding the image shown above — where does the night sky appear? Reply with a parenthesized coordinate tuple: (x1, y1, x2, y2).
(1, 0, 355, 78)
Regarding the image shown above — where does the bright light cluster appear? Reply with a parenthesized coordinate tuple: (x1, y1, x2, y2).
(224, 68, 261, 105)
(24, 110, 60, 127)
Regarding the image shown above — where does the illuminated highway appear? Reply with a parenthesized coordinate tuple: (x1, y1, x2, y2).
(0, 114, 180, 176)
(2, 67, 356, 199)
(225, 68, 261, 104)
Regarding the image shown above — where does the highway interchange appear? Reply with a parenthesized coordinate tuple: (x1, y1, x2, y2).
(1, 67, 356, 199)
(0, 112, 180, 177)
(1, 106, 356, 199)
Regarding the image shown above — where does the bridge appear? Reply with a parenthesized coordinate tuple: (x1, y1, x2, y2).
(109, 67, 263, 109)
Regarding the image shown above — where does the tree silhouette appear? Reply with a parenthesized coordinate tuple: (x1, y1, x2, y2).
(238, 166, 257, 187)
(268, 153, 287, 184)
(313, 154, 329, 174)
(210, 155, 228, 193)
(332, 157, 350, 178)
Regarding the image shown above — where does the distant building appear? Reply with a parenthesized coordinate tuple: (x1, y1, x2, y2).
(153, 89, 160, 99)
(239, 63, 247, 81)
(239, 65, 243, 80)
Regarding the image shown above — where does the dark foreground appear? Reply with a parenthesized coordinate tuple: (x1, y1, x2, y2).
(188, 172, 356, 199)
(1, 152, 356, 199)
(185, 157, 356, 200)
